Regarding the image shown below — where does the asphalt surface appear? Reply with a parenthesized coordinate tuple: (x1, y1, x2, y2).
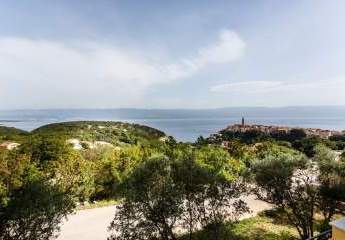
(57, 205, 117, 240)
(57, 195, 271, 240)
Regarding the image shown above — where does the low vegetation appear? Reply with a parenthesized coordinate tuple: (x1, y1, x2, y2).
(0, 121, 344, 240)
(0, 126, 28, 142)
(32, 121, 166, 145)
(211, 128, 345, 157)
(108, 145, 248, 240)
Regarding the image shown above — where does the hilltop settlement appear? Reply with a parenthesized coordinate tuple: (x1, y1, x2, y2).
(205, 118, 345, 157)
(228, 117, 344, 138)
(209, 117, 345, 141)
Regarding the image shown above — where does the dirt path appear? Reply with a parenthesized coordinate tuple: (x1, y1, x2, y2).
(57, 195, 271, 240)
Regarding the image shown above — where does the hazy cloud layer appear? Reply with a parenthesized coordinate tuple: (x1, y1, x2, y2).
(2, 1, 345, 108)
(210, 78, 345, 106)
(0, 29, 244, 108)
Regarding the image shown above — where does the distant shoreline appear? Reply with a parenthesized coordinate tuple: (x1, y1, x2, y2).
(2, 108, 345, 141)
(2, 120, 345, 133)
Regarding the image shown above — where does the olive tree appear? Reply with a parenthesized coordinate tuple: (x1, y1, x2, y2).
(0, 147, 75, 240)
(108, 155, 184, 240)
(174, 146, 249, 240)
(108, 145, 249, 240)
(251, 153, 317, 239)
(0, 155, 75, 240)
(315, 145, 345, 230)
(252, 147, 345, 239)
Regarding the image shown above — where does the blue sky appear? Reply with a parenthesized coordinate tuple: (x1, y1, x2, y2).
(1, 0, 345, 109)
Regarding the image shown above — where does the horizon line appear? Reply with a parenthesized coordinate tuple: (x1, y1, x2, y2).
(1, 105, 345, 112)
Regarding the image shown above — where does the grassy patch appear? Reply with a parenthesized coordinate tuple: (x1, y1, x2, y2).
(179, 209, 298, 240)
(231, 215, 298, 240)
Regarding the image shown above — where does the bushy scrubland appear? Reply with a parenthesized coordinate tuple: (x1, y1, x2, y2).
(0, 122, 345, 240)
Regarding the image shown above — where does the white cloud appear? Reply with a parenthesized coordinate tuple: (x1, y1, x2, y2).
(0, 29, 245, 108)
(210, 81, 283, 93)
(197, 30, 245, 65)
(163, 30, 245, 79)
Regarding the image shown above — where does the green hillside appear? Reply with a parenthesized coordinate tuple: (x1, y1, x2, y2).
(31, 121, 166, 145)
(0, 126, 28, 142)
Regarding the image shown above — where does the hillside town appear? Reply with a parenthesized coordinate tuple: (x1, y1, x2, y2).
(219, 117, 345, 139)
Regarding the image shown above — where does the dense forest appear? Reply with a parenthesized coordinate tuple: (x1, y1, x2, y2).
(0, 121, 345, 240)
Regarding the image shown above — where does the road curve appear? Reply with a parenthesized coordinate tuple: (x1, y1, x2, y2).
(57, 205, 117, 240)
(57, 195, 271, 240)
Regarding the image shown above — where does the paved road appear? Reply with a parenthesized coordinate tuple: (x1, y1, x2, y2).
(57, 195, 271, 240)
(57, 206, 117, 240)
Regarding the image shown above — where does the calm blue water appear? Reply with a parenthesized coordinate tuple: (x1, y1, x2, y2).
(1, 107, 345, 142)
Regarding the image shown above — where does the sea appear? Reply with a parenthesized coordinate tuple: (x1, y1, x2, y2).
(1, 107, 345, 142)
